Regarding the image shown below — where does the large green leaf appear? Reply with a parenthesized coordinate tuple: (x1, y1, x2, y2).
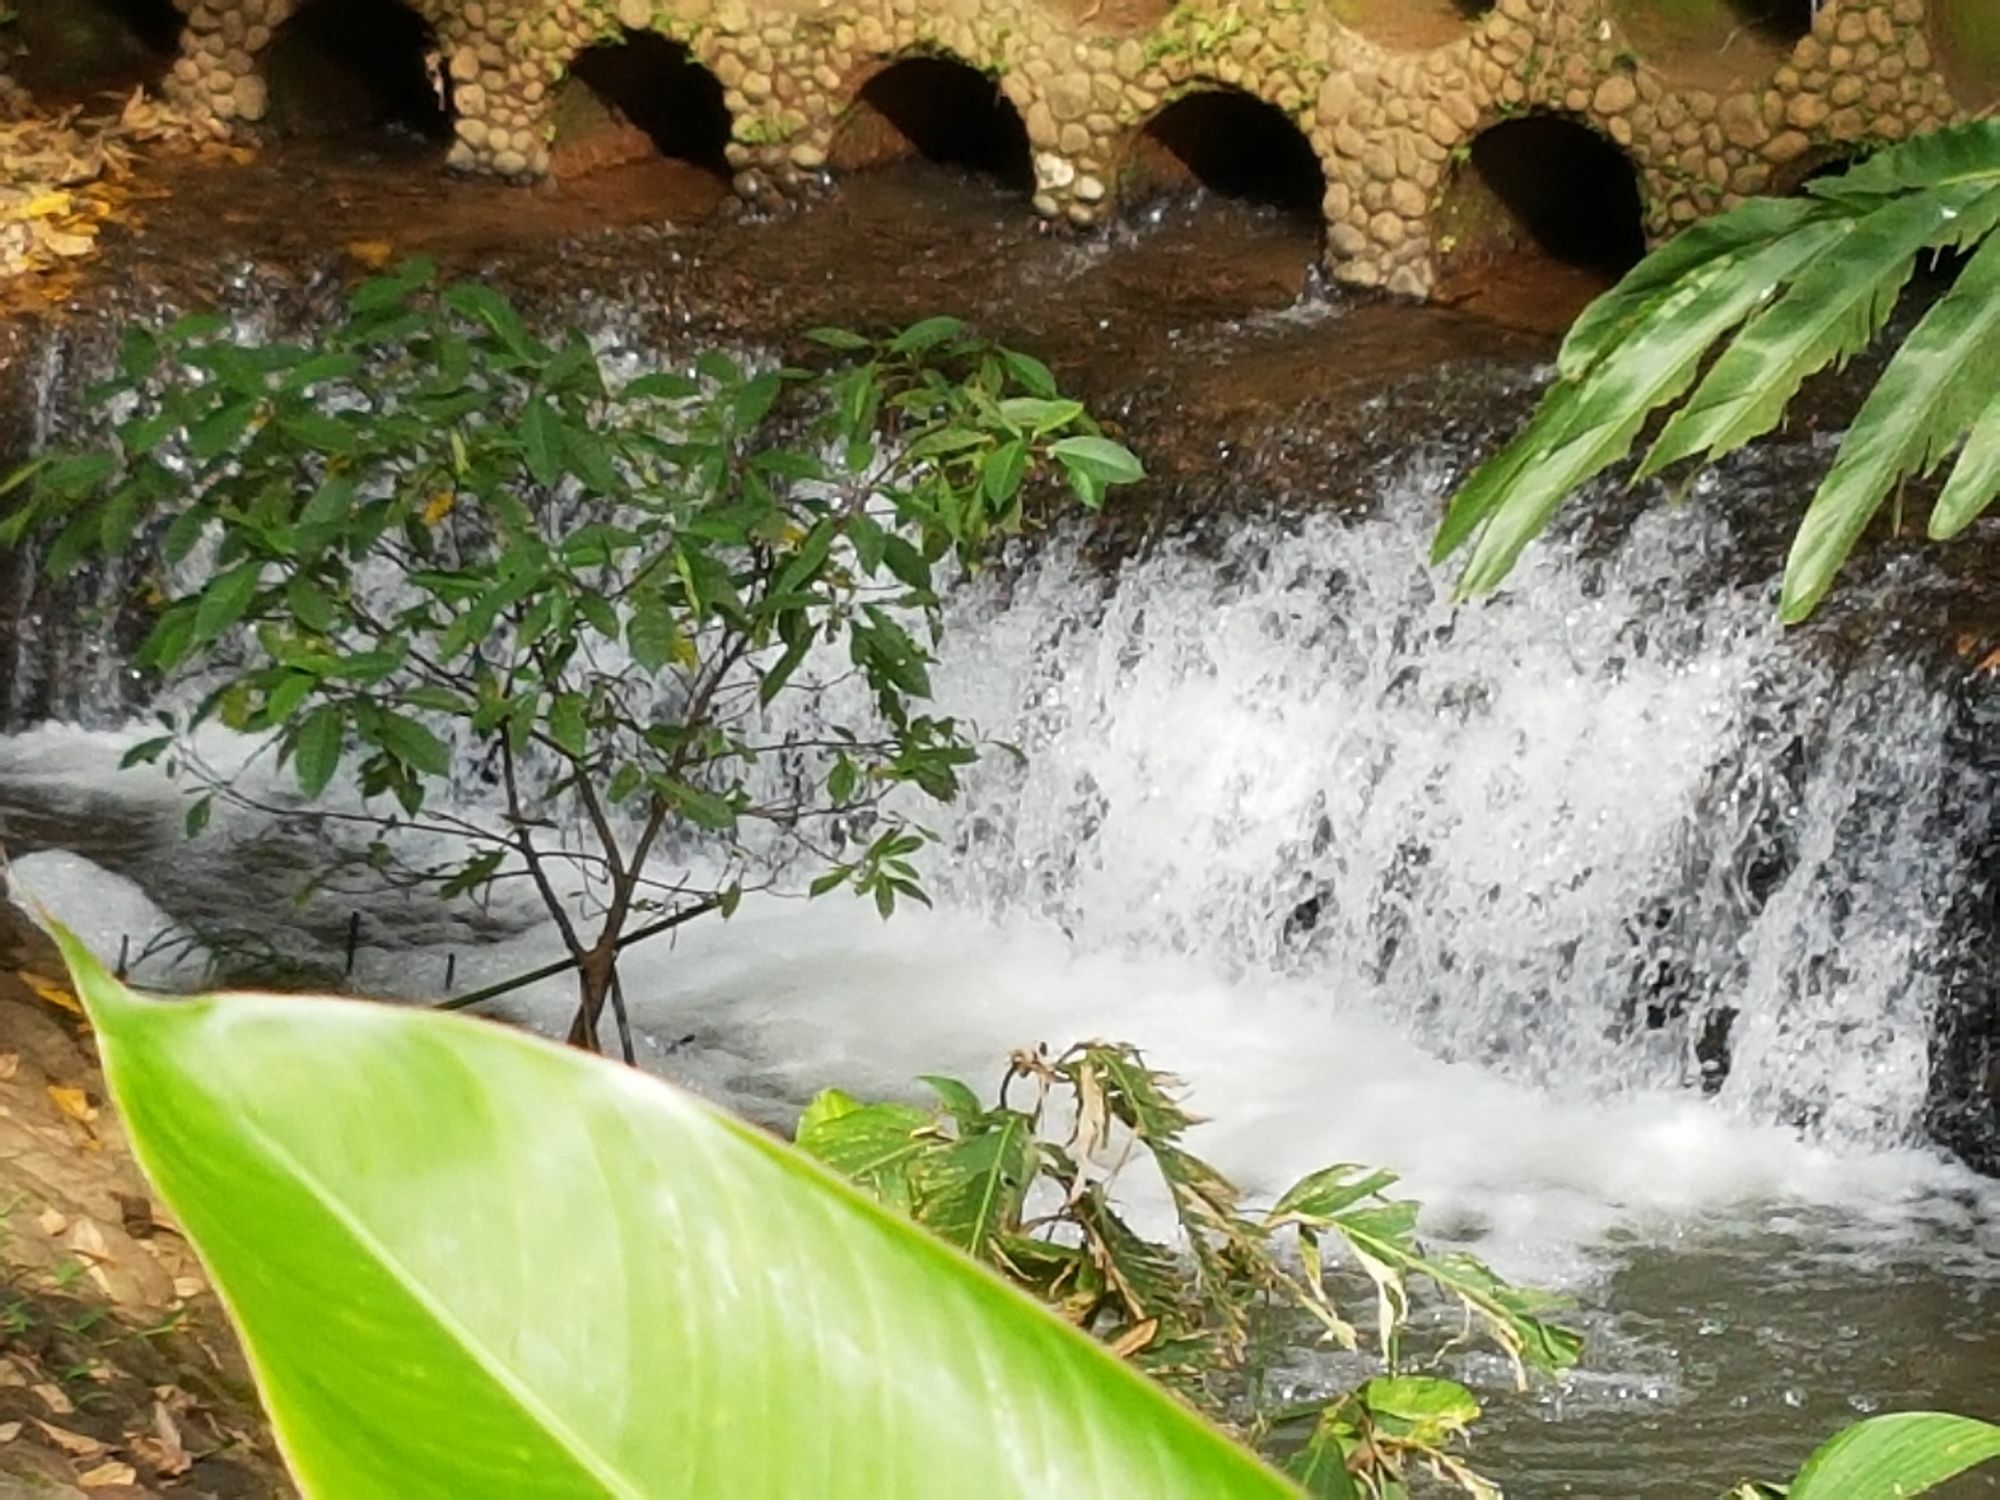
(1786, 1412, 2000, 1499)
(53, 929, 1294, 1499)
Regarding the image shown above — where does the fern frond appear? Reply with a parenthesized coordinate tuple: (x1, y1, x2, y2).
(1782, 230, 2000, 621)
(1450, 220, 1848, 596)
(1556, 198, 1821, 382)
(1436, 118, 2000, 623)
(1642, 183, 2000, 476)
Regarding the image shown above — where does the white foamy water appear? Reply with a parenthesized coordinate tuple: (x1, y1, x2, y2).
(3, 485, 1993, 1288)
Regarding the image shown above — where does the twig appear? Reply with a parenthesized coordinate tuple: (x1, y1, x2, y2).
(430, 895, 725, 1013)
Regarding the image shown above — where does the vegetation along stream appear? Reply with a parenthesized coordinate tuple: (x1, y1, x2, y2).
(1, 3, 1997, 1492)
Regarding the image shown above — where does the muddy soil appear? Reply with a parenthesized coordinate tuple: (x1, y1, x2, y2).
(0, 902, 290, 1498)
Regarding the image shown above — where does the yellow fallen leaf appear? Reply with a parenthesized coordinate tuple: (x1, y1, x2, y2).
(32, 1383, 74, 1416)
(18, 971, 84, 1016)
(46, 1085, 98, 1125)
(20, 190, 72, 217)
(347, 238, 395, 269)
(79, 1460, 137, 1488)
(422, 490, 457, 526)
(31, 1419, 103, 1457)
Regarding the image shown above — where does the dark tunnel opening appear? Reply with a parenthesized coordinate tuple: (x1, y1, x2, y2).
(262, 0, 451, 142)
(1133, 89, 1327, 223)
(10, 0, 185, 100)
(834, 56, 1035, 193)
(1458, 114, 1647, 276)
(560, 32, 734, 179)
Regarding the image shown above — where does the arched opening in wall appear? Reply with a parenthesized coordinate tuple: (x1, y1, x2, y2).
(553, 32, 734, 183)
(1434, 114, 1645, 330)
(1127, 89, 1327, 224)
(1934, 0, 2000, 114)
(1333, 0, 1495, 53)
(10, 0, 185, 102)
(261, 0, 451, 144)
(1611, 0, 1811, 92)
(828, 57, 1035, 195)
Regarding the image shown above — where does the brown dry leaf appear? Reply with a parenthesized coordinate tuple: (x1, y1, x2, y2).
(0, 1421, 19, 1442)
(1106, 1318, 1160, 1358)
(0, 1052, 19, 1080)
(1978, 646, 2000, 676)
(79, 1460, 138, 1488)
(128, 1401, 191, 1478)
(170, 1276, 203, 1301)
(31, 1419, 105, 1458)
(36, 1206, 69, 1237)
(18, 971, 84, 1016)
(32, 1383, 75, 1416)
(46, 1085, 98, 1125)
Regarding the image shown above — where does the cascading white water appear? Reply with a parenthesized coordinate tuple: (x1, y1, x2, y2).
(905, 480, 1955, 1155)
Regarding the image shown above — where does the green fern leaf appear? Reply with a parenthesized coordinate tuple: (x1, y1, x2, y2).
(1929, 389, 2000, 541)
(1643, 182, 2000, 476)
(1455, 220, 1849, 597)
(1557, 198, 1822, 382)
(1808, 119, 2000, 206)
(1781, 231, 2000, 621)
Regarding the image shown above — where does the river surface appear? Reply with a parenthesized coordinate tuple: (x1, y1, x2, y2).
(1, 140, 1997, 1495)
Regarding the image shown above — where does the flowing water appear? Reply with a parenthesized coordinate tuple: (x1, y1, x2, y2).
(1, 147, 1996, 1494)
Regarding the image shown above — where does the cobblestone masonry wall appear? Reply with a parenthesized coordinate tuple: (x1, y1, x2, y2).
(158, 0, 1989, 296)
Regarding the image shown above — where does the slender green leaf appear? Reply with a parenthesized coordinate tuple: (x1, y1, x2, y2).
(1782, 231, 2000, 620)
(1929, 388, 2000, 539)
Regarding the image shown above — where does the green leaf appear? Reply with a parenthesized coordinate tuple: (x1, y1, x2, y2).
(909, 1113, 1036, 1258)
(1450, 220, 1848, 596)
(1929, 388, 2000, 540)
(807, 327, 873, 352)
(998, 348, 1059, 398)
(51, 936, 1295, 1499)
(193, 562, 264, 644)
(1356, 1376, 1479, 1436)
(622, 371, 702, 401)
(372, 712, 452, 778)
(293, 705, 344, 798)
(627, 599, 677, 673)
(280, 412, 359, 457)
(1558, 197, 1821, 381)
(520, 399, 563, 487)
(1781, 230, 2000, 621)
(997, 397, 1085, 433)
(1787, 1413, 2000, 1500)
(890, 317, 965, 354)
(1642, 183, 2000, 476)
(547, 693, 589, 760)
(1050, 435, 1145, 488)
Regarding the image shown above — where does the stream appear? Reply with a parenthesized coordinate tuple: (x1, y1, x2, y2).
(1, 145, 1996, 1495)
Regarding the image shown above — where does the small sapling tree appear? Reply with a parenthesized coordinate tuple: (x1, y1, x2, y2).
(2, 259, 1143, 1051)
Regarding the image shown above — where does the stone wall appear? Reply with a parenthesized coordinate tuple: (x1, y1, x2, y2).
(152, 0, 1989, 296)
